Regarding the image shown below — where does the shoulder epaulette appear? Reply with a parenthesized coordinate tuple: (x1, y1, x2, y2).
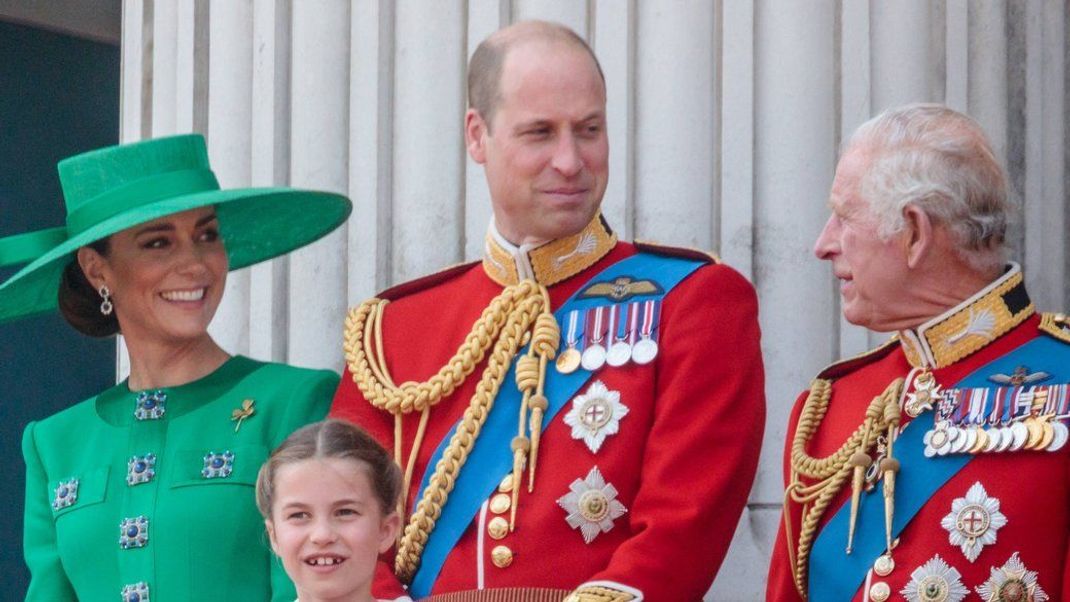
(634, 239, 719, 264)
(376, 260, 480, 302)
(817, 336, 900, 380)
(1039, 312, 1070, 344)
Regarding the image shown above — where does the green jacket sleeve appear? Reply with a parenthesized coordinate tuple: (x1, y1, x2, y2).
(269, 367, 340, 602)
(22, 421, 77, 601)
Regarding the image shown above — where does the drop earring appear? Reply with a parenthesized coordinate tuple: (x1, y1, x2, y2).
(99, 285, 113, 316)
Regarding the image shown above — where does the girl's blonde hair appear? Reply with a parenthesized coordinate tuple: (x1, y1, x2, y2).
(256, 419, 402, 518)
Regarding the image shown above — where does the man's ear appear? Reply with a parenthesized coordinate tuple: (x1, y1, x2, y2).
(77, 246, 109, 291)
(378, 512, 401, 554)
(902, 204, 934, 269)
(465, 109, 489, 164)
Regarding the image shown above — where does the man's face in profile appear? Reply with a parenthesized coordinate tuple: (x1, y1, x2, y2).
(467, 40, 608, 245)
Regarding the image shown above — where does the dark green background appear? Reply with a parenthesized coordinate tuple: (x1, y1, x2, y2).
(0, 21, 118, 596)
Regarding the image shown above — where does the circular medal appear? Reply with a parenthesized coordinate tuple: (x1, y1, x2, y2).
(1010, 422, 1029, 451)
(982, 427, 1000, 453)
(1036, 420, 1055, 450)
(1024, 418, 1044, 449)
(996, 426, 1015, 452)
(580, 344, 607, 371)
(1048, 421, 1068, 452)
(631, 337, 658, 365)
(606, 342, 632, 367)
(968, 427, 988, 454)
(556, 348, 582, 374)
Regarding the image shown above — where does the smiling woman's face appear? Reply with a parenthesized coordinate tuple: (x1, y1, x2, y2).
(78, 206, 228, 349)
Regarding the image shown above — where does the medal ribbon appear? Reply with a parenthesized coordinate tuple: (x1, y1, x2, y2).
(639, 300, 659, 341)
(627, 302, 640, 345)
(587, 306, 607, 346)
(613, 304, 630, 344)
(565, 310, 581, 349)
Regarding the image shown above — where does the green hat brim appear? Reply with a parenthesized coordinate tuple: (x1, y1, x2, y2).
(0, 187, 351, 323)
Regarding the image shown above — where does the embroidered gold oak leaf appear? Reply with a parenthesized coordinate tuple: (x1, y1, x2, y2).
(231, 399, 255, 432)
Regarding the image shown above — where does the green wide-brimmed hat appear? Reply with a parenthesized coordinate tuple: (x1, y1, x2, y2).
(0, 134, 351, 322)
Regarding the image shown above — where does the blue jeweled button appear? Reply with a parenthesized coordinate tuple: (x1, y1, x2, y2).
(126, 453, 157, 486)
(201, 450, 234, 479)
(51, 477, 79, 511)
(121, 581, 150, 602)
(133, 391, 167, 420)
(118, 516, 149, 549)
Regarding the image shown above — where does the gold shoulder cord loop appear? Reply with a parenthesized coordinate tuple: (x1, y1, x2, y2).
(783, 377, 904, 599)
(343, 280, 559, 584)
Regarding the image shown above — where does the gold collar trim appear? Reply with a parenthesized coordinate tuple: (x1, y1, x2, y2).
(482, 215, 617, 287)
(899, 264, 1034, 369)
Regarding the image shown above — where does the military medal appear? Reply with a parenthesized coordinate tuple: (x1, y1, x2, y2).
(1049, 421, 1069, 451)
(580, 306, 608, 371)
(631, 299, 660, 365)
(563, 380, 629, 453)
(940, 482, 1007, 562)
(556, 310, 583, 374)
(975, 552, 1049, 602)
(900, 554, 968, 602)
(605, 304, 634, 367)
(556, 466, 627, 544)
(906, 370, 942, 417)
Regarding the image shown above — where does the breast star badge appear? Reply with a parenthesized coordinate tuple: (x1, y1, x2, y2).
(556, 466, 627, 544)
(976, 552, 1048, 602)
(940, 482, 1007, 562)
(563, 381, 629, 454)
(900, 554, 968, 602)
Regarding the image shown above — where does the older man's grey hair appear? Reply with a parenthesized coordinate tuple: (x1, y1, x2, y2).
(846, 103, 1011, 274)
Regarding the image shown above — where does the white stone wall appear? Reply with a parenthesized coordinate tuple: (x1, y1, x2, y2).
(120, 1, 1068, 599)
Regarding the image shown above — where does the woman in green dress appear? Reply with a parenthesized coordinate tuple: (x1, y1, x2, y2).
(0, 135, 352, 602)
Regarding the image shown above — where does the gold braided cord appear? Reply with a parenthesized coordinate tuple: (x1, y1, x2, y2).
(344, 282, 546, 415)
(343, 281, 559, 584)
(783, 378, 904, 599)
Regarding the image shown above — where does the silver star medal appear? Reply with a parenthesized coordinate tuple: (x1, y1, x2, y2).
(940, 482, 1007, 562)
(976, 552, 1049, 602)
(900, 554, 968, 602)
(564, 380, 629, 453)
(556, 466, 627, 544)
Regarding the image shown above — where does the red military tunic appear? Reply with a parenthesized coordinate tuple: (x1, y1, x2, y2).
(768, 265, 1070, 601)
(331, 216, 765, 601)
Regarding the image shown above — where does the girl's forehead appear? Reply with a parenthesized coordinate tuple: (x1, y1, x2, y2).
(273, 456, 374, 495)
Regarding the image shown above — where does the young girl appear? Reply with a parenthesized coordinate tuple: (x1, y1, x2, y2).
(257, 419, 402, 602)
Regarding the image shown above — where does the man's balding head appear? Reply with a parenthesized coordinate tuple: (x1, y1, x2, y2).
(468, 20, 605, 132)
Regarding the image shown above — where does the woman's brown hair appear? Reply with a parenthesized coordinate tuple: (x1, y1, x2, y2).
(256, 419, 402, 518)
(58, 239, 119, 337)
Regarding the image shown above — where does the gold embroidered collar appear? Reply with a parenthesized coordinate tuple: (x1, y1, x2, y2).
(899, 263, 1034, 369)
(482, 215, 617, 287)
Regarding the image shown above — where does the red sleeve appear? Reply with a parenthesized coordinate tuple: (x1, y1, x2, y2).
(330, 368, 411, 601)
(580, 265, 766, 601)
(766, 389, 809, 602)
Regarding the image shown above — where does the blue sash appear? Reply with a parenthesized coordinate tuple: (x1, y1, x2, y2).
(408, 252, 706, 596)
(809, 335, 1067, 600)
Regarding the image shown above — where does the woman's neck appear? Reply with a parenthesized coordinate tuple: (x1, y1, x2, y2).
(125, 334, 231, 391)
